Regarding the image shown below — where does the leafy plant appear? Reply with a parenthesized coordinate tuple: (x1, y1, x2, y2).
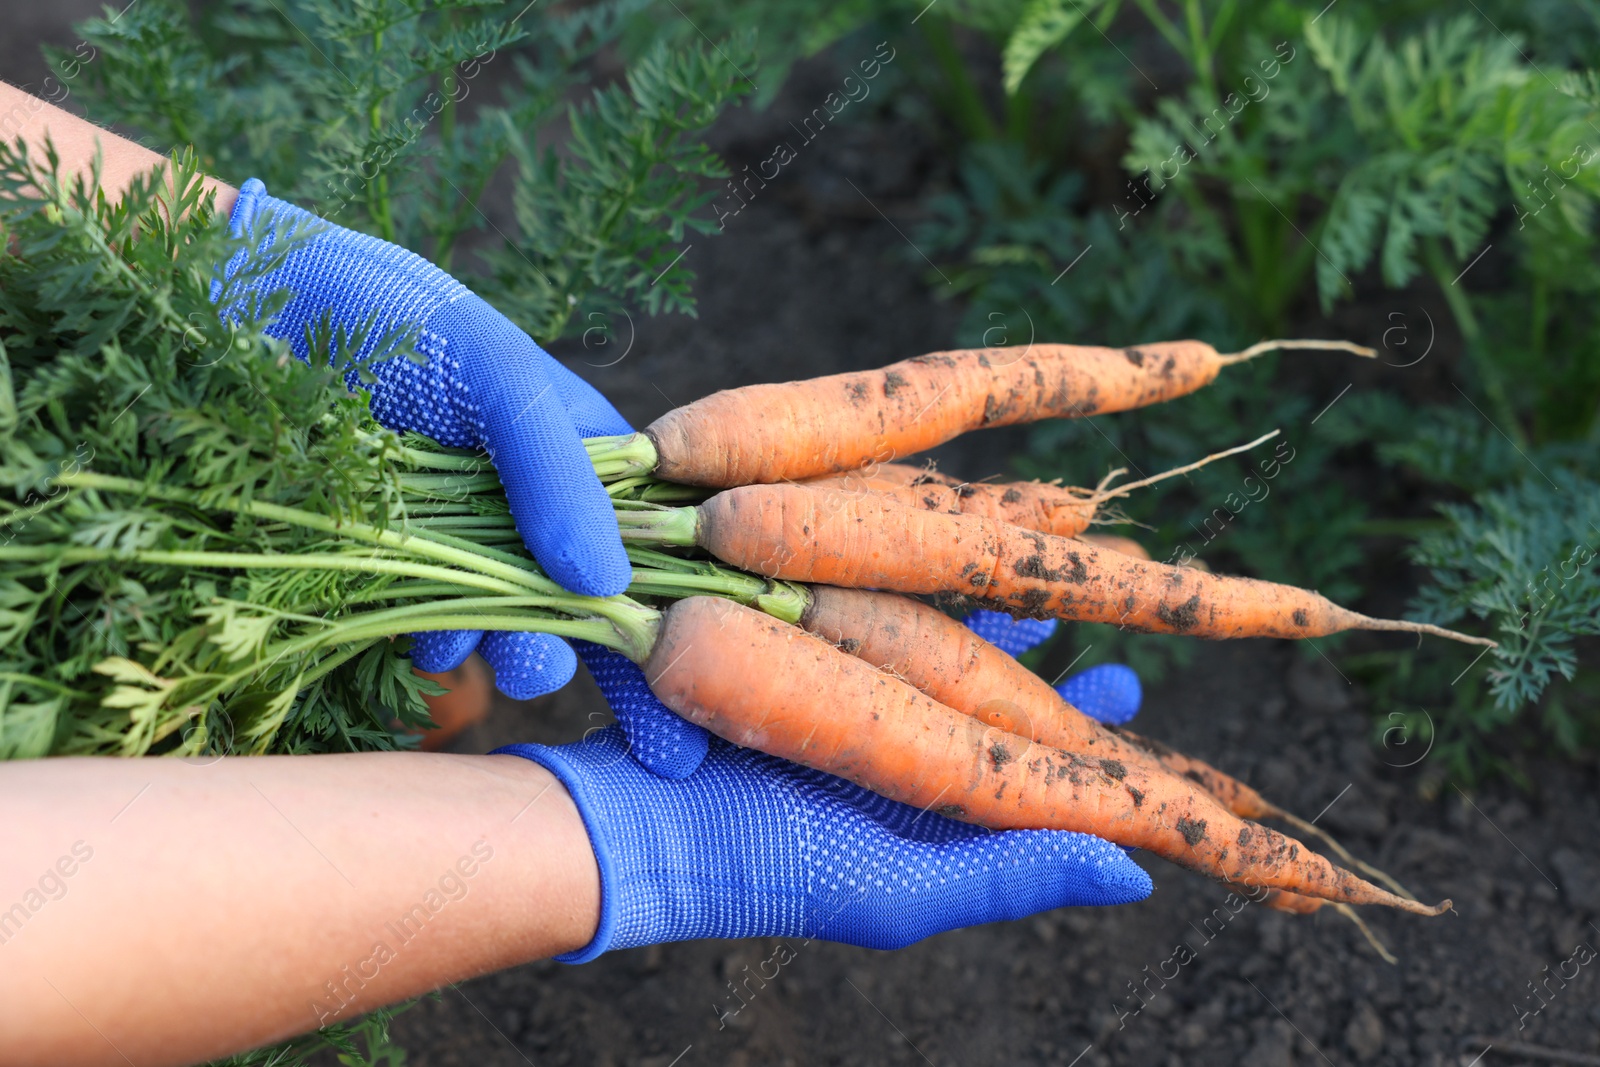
(54, 0, 755, 339)
(896, 2, 1600, 772)
(0, 134, 798, 1066)
(1409, 471, 1600, 722)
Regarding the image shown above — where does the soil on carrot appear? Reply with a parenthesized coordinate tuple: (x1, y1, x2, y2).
(385, 54, 1600, 1067)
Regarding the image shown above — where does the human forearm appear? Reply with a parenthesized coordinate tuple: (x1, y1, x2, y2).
(0, 80, 236, 214)
(0, 751, 598, 1067)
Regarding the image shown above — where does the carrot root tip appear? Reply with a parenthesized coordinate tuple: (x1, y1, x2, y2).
(1220, 339, 1379, 364)
(1408, 898, 1452, 917)
(1280, 813, 1420, 903)
(1333, 903, 1399, 965)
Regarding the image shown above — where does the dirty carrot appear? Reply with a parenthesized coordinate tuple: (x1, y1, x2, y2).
(1110, 727, 1419, 901)
(587, 339, 1370, 486)
(799, 462, 1103, 537)
(619, 484, 1494, 647)
(801, 585, 1403, 889)
(644, 596, 1448, 915)
(1107, 728, 1278, 820)
(801, 432, 1276, 541)
(1076, 533, 1151, 559)
(798, 585, 1415, 953)
(800, 585, 1131, 753)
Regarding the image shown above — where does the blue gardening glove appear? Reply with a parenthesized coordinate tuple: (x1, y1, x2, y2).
(1059, 662, 1142, 725)
(216, 178, 632, 703)
(501, 637, 1151, 961)
(496, 725, 1152, 961)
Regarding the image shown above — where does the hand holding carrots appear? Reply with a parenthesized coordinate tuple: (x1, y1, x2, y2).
(495, 643, 1156, 961)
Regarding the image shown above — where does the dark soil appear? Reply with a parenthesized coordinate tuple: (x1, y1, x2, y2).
(7, 13, 1598, 1067)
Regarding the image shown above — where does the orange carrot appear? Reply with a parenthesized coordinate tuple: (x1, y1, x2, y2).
(615, 339, 1371, 486)
(1076, 533, 1151, 559)
(800, 586, 1284, 817)
(1258, 889, 1327, 914)
(1109, 725, 1418, 901)
(795, 586, 1415, 948)
(805, 468, 1101, 538)
(1108, 727, 1278, 820)
(413, 658, 493, 752)
(642, 484, 1491, 647)
(644, 596, 1448, 914)
(800, 585, 1141, 756)
(800, 433, 1276, 543)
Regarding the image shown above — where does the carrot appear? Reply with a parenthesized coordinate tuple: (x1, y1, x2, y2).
(1077, 533, 1151, 559)
(801, 586, 1408, 883)
(644, 596, 1449, 915)
(413, 658, 493, 752)
(1106, 727, 1277, 820)
(809, 462, 958, 488)
(593, 339, 1371, 487)
(630, 484, 1492, 647)
(1258, 889, 1326, 914)
(799, 585, 1283, 824)
(796, 586, 1418, 954)
(1109, 726, 1419, 899)
(800, 432, 1276, 542)
(803, 464, 1100, 538)
(800, 585, 1143, 756)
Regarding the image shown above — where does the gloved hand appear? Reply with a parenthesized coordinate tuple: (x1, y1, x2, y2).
(215, 179, 630, 703)
(497, 726, 1152, 961)
(497, 623, 1151, 961)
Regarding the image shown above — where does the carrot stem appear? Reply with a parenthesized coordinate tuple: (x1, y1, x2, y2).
(614, 504, 699, 546)
(586, 432, 660, 479)
(622, 550, 809, 623)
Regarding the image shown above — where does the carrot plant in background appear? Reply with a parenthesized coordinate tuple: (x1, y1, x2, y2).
(56, 0, 755, 339)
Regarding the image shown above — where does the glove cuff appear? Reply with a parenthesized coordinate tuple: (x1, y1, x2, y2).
(494, 740, 625, 964)
(225, 176, 272, 240)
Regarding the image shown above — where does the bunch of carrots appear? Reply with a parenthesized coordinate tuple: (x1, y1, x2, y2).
(406, 336, 1493, 952)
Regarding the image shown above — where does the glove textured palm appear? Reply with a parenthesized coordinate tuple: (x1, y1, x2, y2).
(499, 725, 1151, 962)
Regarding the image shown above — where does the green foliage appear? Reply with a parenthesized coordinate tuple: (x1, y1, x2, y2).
(1409, 471, 1600, 716)
(0, 141, 767, 1064)
(1304, 15, 1600, 308)
(52, 0, 754, 338)
(0, 145, 428, 760)
(207, 997, 424, 1067)
(1001, 0, 1115, 95)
